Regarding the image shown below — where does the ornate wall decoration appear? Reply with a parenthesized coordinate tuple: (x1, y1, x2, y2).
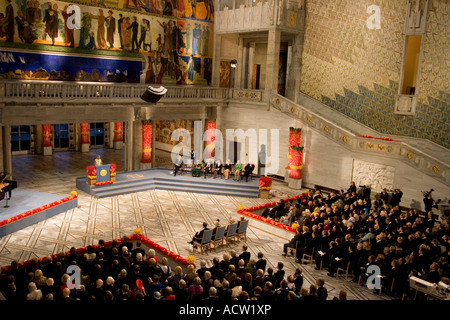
(352, 159, 395, 192)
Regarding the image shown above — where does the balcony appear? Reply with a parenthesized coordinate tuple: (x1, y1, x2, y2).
(215, 0, 304, 34)
(0, 80, 229, 106)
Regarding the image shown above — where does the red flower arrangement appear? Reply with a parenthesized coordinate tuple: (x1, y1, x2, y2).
(259, 177, 272, 191)
(0, 233, 192, 274)
(110, 163, 116, 174)
(94, 180, 114, 186)
(0, 195, 77, 228)
(86, 165, 97, 178)
(237, 193, 310, 234)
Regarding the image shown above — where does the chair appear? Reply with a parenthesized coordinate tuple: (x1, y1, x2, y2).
(225, 223, 238, 245)
(212, 226, 226, 250)
(193, 229, 213, 254)
(302, 248, 315, 265)
(336, 261, 352, 280)
(236, 220, 249, 242)
(286, 240, 298, 258)
(182, 160, 193, 175)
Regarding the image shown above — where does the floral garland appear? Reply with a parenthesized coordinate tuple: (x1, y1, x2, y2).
(110, 163, 116, 176)
(259, 176, 272, 191)
(359, 135, 400, 142)
(237, 193, 309, 234)
(0, 195, 77, 228)
(94, 180, 114, 186)
(0, 232, 192, 274)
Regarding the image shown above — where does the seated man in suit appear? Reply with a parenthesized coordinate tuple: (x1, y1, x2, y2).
(282, 226, 303, 256)
(173, 155, 183, 176)
(188, 222, 209, 245)
(243, 162, 255, 182)
(203, 159, 213, 179)
(213, 160, 222, 179)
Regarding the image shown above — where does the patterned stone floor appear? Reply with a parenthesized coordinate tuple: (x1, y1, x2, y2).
(0, 149, 390, 300)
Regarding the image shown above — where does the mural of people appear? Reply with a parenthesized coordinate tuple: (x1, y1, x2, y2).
(0, 0, 214, 86)
(62, 5, 75, 47)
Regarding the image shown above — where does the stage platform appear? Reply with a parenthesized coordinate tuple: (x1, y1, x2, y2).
(76, 168, 260, 198)
(0, 189, 78, 237)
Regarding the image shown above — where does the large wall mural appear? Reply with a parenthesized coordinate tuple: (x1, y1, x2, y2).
(0, 0, 214, 84)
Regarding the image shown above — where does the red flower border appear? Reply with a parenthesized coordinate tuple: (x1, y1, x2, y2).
(0, 195, 78, 228)
(237, 193, 309, 234)
(0, 233, 191, 273)
(94, 180, 114, 186)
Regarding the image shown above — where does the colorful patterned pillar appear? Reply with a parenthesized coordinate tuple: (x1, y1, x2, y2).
(286, 127, 303, 189)
(141, 120, 152, 163)
(113, 121, 123, 150)
(80, 123, 90, 153)
(42, 124, 52, 155)
(205, 120, 216, 159)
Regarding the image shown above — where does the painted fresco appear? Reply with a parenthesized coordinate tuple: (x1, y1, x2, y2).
(0, 0, 214, 84)
(155, 119, 194, 146)
(0, 49, 142, 81)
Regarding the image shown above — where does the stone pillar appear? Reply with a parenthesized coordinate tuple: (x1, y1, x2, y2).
(211, 33, 221, 87)
(247, 42, 255, 89)
(42, 124, 53, 156)
(265, 29, 281, 95)
(125, 120, 134, 171)
(80, 123, 90, 153)
(113, 121, 124, 150)
(1, 126, 12, 177)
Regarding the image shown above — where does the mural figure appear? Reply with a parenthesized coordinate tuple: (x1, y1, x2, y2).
(90, 9, 106, 49)
(127, 16, 139, 52)
(62, 5, 75, 47)
(4, 0, 15, 42)
(105, 10, 116, 49)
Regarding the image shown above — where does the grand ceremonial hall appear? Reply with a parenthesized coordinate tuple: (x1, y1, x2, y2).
(0, 0, 449, 305)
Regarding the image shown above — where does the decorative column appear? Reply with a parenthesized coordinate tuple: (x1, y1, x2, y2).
(286, 127, 303, 189)
(140, 120, 152, 166)
(205, 120, 216, 159)
(42, 124, 53, 156)
(113, 121, 123, 150)
(80, 123, 90, 153)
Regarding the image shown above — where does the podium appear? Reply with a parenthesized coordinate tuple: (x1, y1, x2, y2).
(96, 164, 111, 182)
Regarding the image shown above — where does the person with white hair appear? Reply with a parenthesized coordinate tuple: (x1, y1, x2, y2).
(26, 282, 43, 300)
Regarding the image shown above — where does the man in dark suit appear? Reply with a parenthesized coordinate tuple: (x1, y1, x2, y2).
(255, 252, 267, 272)
(282, 226, 303, 256)
(188, 222, 209, 244)
(243, 162, 255, 182)
(173, 155, 183, 176)
(238, 245, 251, 265)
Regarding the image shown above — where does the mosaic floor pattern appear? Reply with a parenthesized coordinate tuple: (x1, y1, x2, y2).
(0, 149, 390, 300)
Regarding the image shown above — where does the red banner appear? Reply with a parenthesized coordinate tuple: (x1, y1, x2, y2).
(42, 124, 52, 147)
(80, 123, 89, 145)
(141, 121, 152, 163)
(113, 122, 123, 142)
(205, 120, 216, 158)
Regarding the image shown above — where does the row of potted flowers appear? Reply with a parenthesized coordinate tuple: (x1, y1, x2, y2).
(237, 193, 309, 234)
(0, 194, 78, 228)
